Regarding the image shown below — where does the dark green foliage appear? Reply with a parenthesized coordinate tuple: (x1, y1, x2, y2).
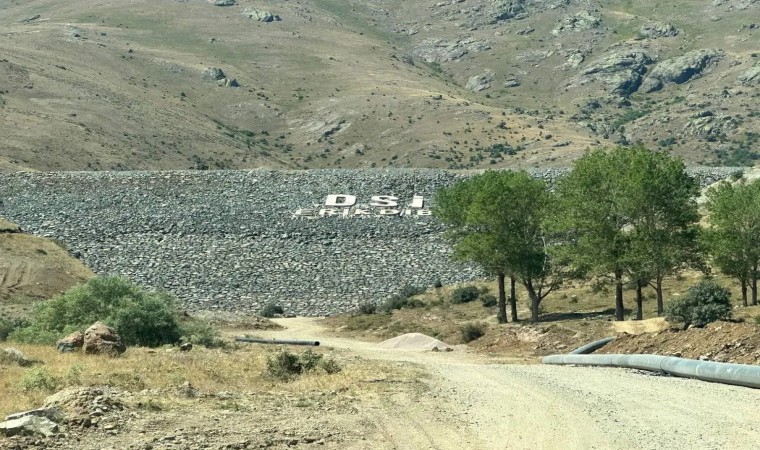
(480, 294, 498, 307)
(0, 316, 26, 341)
(451, 285, 480, 304)
(666, 279, 732, 327)
(265, 349, 341, 380)
(380, 285, 425, 312)
(356, 302, 378, 315)
(179, 320, 226, 348)
(460, 323, 486, 343)
(10, 277, 181, 346)
(260, 302, 284, 318)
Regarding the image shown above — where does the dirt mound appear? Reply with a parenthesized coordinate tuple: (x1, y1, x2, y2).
(599, 321, 760, 365)
(0, 218, 93, 316)
(378, 333, 452, 351)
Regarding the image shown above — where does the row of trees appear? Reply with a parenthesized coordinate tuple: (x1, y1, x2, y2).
(435, 146, 758, 323)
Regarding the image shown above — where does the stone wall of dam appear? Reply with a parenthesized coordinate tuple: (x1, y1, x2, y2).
(0, 167, 742, 316)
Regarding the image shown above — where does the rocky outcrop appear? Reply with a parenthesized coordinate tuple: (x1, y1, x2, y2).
(0, 347, 33, 366)
(492, 0, 528, 22)
(737, 64, 760, 86)
(0, 415, 58, 437)
(411, 38, 491, 63)
(552, 11, 601, 35)
(573, 49, 654, 95)
(242, 8, 280, 22)
(56, 331, 84, 353)
(641, 49, 723, 92)
(83, 322, 126, 356)
(201, 67, 239, 87)
(465, 72, 494, 92)
(209, 0, 235, 5)
(638, 22, 679, 39)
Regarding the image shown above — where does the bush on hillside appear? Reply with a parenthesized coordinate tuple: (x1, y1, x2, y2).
(460, 322, 486, 343)
(260, 302, 284, 318)
(265, 349, 341, 380)
(451, 285, 480, 304)
(665, 279, 732, 327)
(356, 302, 378, 315)
(179, 320, 226, 348)
(0, 316, 26, 341)
(379, 284, 426, 313)
(10, 276, 182, 347)
(480, 294, 498, 307)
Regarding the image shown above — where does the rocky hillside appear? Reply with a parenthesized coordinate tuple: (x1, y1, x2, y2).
(0, 0, 758, 171)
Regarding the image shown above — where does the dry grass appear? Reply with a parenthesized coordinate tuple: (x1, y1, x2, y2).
(0, 342, 423, 417)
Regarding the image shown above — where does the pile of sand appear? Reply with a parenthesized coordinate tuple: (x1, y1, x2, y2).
(377, 333, 452, 351)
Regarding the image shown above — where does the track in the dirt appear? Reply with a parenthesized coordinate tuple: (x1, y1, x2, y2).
(268, 318, 760, 450)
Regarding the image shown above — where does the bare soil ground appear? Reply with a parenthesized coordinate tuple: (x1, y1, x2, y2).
(601, 320, 760, 364)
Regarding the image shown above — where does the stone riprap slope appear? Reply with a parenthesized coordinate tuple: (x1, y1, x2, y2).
(0, 168, 742, 316)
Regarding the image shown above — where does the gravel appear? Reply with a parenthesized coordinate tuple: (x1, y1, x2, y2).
(0, 168, 742, 316)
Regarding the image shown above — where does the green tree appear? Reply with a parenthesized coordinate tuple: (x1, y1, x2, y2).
(435, 170, 561, 323)
(11, 276, 181, 346)
(703, 179, 760, 306)
(554, 147, 700, 320)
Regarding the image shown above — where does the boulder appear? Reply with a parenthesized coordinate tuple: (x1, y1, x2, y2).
(638, 22, 679, 39)
(574, 49, 654, 95)
(640, 49, 723, 92)
(242, 8, 280, 22)
(737, 64, 760, 86)
(465, 72, 494, 92)
(552, 10, 601, 35)
(411, 38, 491, 64)
(56, 331, 84, 353)
(0, 347, 34, 367)
(201, 67, 226, 82)
(83, 322, 126, 356)
(209, 0, 235, 5)
(0, 415, 58, 437)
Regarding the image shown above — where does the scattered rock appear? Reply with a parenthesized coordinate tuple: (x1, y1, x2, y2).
(57, 331, 85, 353)
(209, 0, 235, 5)
(552, 10, 601, 35)
(638, 22, 679, 39)
(641, 49, 723, 92)
(411, 38, 491, 63)
(573, 49, 654, 95)
(83, 322, 126, 356)
(0, 415, 58, 437)
(179, 342, 193, 351)
(516, 26, 534, 35)
(242, 8, 280, 22)
(503, 78, 520, 88)
(201, 68, 239, 87)
(0, 347, 34, 367)
(465, 72, 494, 92)
(737, 63, 760, 86)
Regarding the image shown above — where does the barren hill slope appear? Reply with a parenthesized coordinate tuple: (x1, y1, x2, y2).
(0, 0, 758, 171)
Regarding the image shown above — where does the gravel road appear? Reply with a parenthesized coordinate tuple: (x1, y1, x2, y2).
(265, 318, 760, 450)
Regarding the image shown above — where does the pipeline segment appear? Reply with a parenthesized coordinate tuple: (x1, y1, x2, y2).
(542, 353, 760, 389)
(235, 337, 320, 346)
(569, 337, 616, 354)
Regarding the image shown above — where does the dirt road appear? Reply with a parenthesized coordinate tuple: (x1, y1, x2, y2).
(263, 318, 760, 450)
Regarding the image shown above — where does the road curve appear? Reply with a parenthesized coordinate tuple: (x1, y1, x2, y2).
(262, 318, 760, 449)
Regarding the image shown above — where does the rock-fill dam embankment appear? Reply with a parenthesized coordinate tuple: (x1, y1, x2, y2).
(0, 168, 741, 316)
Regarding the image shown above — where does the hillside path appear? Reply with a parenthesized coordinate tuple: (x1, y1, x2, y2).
(260, 318, 760, 450)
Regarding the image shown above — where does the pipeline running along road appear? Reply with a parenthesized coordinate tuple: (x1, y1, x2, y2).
(260, 318, 760, 449)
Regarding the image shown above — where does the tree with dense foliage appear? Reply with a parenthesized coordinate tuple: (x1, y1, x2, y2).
(703, 179, 760, 306)
(11, 276, 182, 346)
(553, 147, 700, 320)
(435, 170, 561, 323)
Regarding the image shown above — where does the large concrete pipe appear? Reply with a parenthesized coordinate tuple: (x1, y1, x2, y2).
(542, 353, 760, 389)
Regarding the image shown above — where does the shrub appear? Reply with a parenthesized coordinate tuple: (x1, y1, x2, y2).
(666, 279, 732, 327)
(265, 349, 341, 380)
(451, 285, 480, 304)
(0, 316, 23, 341)
(460, 323, 486, 343)
(356, 302, 378, 315)
(260, 302, 284, 318)
(0, 347, 34, 367)
(179, 320, 226, 348)
(398, 284, 426, 298)
(10, 277, 182, 347)
(379, 284, 426, 312)
(480, 294, 497, 307)
(19, 367, 59, 393)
